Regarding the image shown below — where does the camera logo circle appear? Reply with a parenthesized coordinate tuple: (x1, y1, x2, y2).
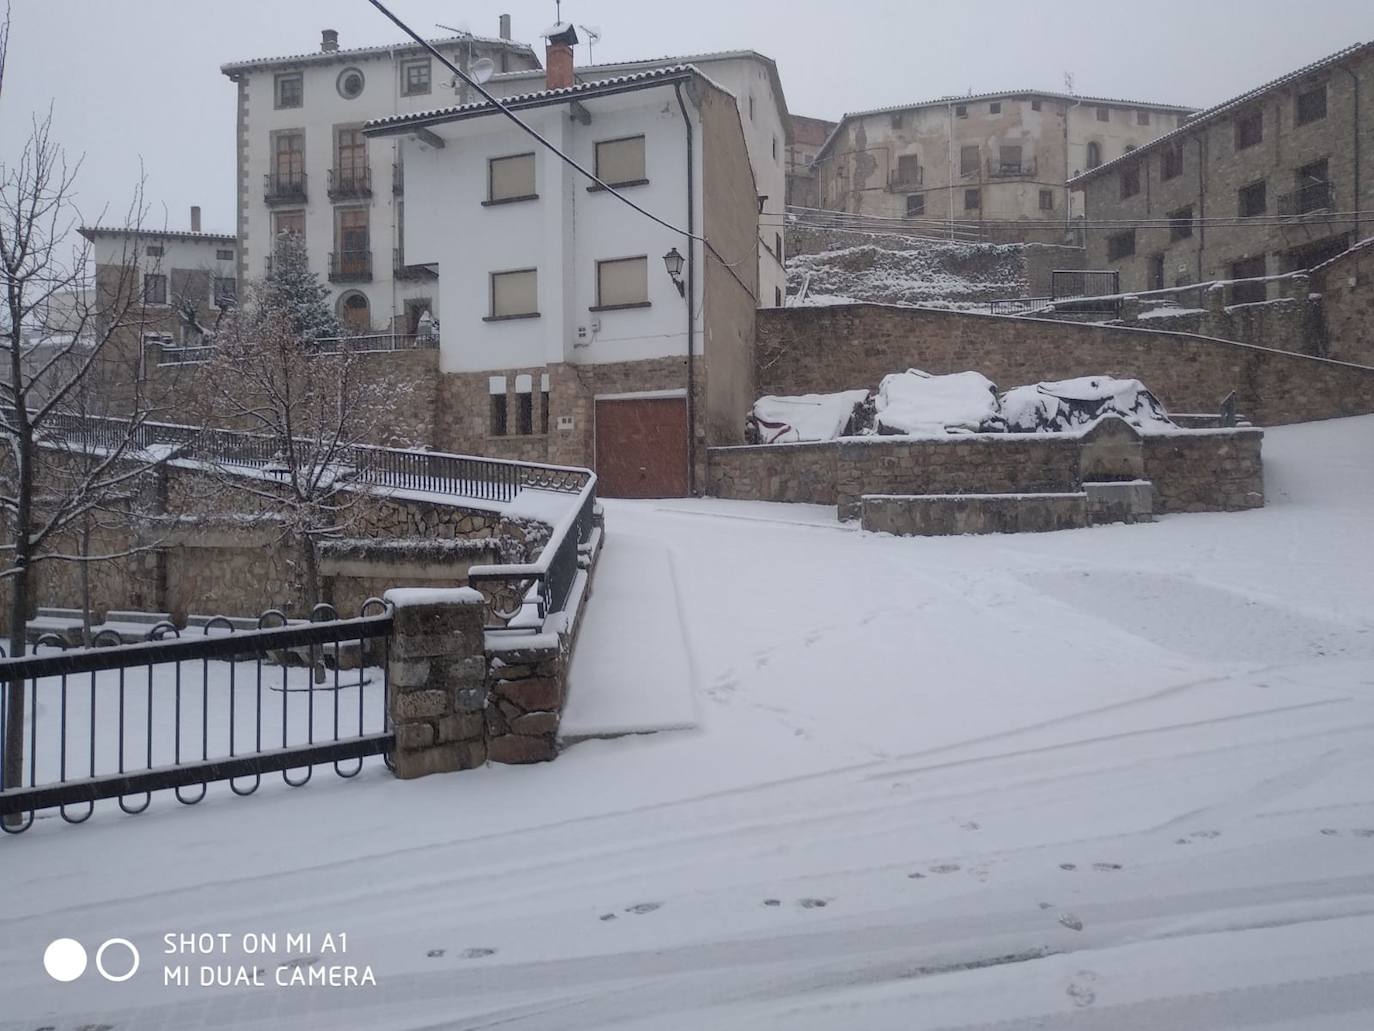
(44, 938, 140, 982)
(43, 939, 87, 982)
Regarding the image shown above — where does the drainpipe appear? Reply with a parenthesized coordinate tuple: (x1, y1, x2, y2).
(1195, 131, 1206, 283)
(947, 100, 955, 239)
(1343, 63, 1361, 245)
(1066, 93, 1082, 240)
(674, 82, 697, 495)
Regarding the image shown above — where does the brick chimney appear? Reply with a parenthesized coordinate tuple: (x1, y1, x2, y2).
(544, 24, 578, 91)
(321, 29, 339, 53)
(190, 206, 202, 233)
(499, 14, 512, 40)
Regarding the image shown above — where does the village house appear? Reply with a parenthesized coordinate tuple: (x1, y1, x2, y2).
(478, 49, 791, 309)
(1070, 41, 1374, 299)
(219, 21, 542, 336)
(363, 34, 759, 498)
(786, 114, 839, 209)
(813, 90, 1194, 239)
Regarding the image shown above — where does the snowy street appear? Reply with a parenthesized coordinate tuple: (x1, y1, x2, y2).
(4, 416, 1374, 1030)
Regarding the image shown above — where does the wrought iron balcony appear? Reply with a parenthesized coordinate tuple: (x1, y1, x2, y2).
(393, 248, 437, 281)
(887, 164, 924, 191)
(1278, 180, 1334, 218)
(988, 156, 1037, 178)
(264, 170, 307, 206)
(329, 250, 372, 283)
(328, 165, 372, 201)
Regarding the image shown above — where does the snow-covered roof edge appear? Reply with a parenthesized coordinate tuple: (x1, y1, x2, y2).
(220, 33, 538, 77)
(78, 226, 238, 245)
(1069, 40, 1374, 186)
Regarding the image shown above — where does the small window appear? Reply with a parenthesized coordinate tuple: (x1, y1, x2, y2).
(748, 95, 756, 120)
(1086, 141, 1102, 169)
(964, 188, 980, 211)
(1161, 142, 1184, 181)
(989, 101, 1001, 114)
(772, 136, 778, 161)
(1232, 256, 1268, 303)
(1238, 180, 1267, 217)
(401, 58, 431, 97)
(490, 392, 508, 436)
(488, 153, 537, 203)
(906, 193, 925, 217)
(274, 72, 303, 109)
(489, 269, 538, 319)
(1169, 206, 1194, 241)
(1235, 109, 1263, 150)
(595, 256, 649, 309)
(517, 391, 533, 435)
(896, 153, 920, 184)
(216, 248, 234, 261)
(999, 145, 1023, 174)
(337, 67, 365, 100)
(145, 244, 164, 257)
(1096, 106, 1110, 122)
(214, 277, 237, 306)
(775, 286, 783, 307)
(890, 112, 904, 129)
(1107, 230, 1136, 261)
(1031, 99, 1042, 111)
(540, 385, 551, 434)
(955, 104, 968, 118)
(775, 232, 783, 260)
(1039, 189, 1054, 211)
(1120, 163, 1140, 199)
(960, 144, 980, 176)
(1297, 84, 1327, 126)
(1137, 110, 1150, 126)
(273, 210, 305, 243)
(143, 273, 168, 305)
(594, 135, 646, 187)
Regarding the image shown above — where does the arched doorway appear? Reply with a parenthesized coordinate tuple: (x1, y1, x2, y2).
(337, 291, 370, 333)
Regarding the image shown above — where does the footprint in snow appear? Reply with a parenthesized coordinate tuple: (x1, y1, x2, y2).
(1190, 830, 1222, 840)
(929, 863, 961, 875)
(426, 949, 446, 958)
(1321, 828, 1342, 837)
(803, 630, 823, 646)
(1352, 829, 1374, 838)
(907, 872, 926, 880)
(625, 902, 662, 915)
(460, 948, 497, 960)
(961, 821, 981, 831)
(1092, 863, 1123, 872)
(798, 898, 830, 909)
(1066, 971, 1100, 1007)
(1058, 913, 1084, 932)
(763, 898, 782, 907)
(1059, 863, 1078, 871)
(599, 913, 617, 922)
(1038, 902, 1053, 910)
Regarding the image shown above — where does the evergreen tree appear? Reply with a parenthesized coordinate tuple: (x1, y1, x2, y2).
(263, 231, 341, 340)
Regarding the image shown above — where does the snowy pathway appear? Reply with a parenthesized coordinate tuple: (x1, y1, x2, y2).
(4, 416, 1374, 1030)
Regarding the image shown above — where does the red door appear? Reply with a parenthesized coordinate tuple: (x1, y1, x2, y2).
(594, 397, 689, 498)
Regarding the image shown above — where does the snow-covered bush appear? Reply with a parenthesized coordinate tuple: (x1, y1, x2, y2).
(1000, 377, 1173, 434)
(874, 369, 1004, 435)
(749, 390, 872, 443)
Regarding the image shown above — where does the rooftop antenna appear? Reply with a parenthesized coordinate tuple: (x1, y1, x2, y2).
(435, 21, 471, 36)
(579, 24, 602, 63)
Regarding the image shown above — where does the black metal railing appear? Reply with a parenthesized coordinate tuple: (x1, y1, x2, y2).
(0, 606, 393, 833)
(1052, 269, 1121, 314)
(303, 332, 439, 354)
(264, 170, 308, 206)
(988, 296, 1052, 315)
(988, 156, 1037, 178)
(328, 165, 373, 201)
(394, 248, 438, 281)
(887, 165, 924, 190)
(1278, 180, 1334, 217)
(329, 250, 372, 283)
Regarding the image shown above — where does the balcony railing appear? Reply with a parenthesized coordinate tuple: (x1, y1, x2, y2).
(329, 250, 372, 283)
(264, 171, 307, 206)
(328, 165, 372, 201)
(887, 164, 924, 191)
(988, 156, 1038, 178)
(1278, 180, 1334, 218)
(393, 248, 437, 281)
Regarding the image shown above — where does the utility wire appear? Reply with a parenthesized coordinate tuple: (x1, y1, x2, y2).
(364, 0, 750, 281)
(781, 204, 1374, 232)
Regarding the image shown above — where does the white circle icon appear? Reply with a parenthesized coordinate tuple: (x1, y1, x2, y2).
(43, 938, 88, 982)
(95, 938, 140, 982)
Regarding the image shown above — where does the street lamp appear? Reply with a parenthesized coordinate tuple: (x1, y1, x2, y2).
(662, 247, 685, 297)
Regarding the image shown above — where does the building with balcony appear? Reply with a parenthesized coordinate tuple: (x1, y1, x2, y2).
(221, 21, 542, 334)
(785, 114, 838, 209)
(1071, 40, 1374, 297)
(812, 90, 1194, 239)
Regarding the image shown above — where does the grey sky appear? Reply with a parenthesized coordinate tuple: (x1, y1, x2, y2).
(1, 0, 1369, 234)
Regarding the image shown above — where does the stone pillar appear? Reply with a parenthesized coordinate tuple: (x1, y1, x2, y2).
(384, 587, 488, 779)
(485, 642, 564, 764)
(1201, 282, 1230, 338)
(1119, 294, 1142, 323)
(1283, 273, 1310, 302)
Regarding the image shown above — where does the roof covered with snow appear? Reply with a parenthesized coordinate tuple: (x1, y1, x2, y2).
(78, 226, 237, 245)
(816, 88, 1197, 162)
(220, 33, 537, 76)
(364, 65, 701, 135)
(1069, 40, 1374, 185)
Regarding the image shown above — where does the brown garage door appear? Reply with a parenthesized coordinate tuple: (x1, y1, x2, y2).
(595, 397, 689, 498)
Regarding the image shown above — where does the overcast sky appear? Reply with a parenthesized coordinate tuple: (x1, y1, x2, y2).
(1, 0, 1369, 234)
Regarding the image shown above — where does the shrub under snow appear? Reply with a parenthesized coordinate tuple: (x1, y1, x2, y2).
(875, 370, 1004, 435)
(1000, 377, 1173, 434)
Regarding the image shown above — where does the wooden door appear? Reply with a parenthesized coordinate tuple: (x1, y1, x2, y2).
(594, 397, 689, 499)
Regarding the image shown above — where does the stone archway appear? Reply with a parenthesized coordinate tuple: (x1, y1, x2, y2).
(337, 291, 370, 333)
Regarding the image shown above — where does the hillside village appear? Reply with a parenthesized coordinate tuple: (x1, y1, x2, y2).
(4, 5, 1374, 1028)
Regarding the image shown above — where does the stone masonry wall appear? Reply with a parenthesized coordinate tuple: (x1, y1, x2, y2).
(1311, 239, 1374, 367)
(756, 304, 1374, 426)
(1142, 429, 1265, 514)
(708, 442, 839, 505)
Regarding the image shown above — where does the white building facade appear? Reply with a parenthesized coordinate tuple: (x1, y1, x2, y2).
(221, 24, 541, 336)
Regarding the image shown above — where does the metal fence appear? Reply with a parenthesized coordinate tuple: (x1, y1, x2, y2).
(988, 297, 1052, 316)
(0, 606, 394, 833)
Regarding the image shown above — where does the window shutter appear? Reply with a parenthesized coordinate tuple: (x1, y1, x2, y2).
(595, 137, 646, 185)
(597, 257, 648, 307)
(492, 269, 537, 316)
(489, 154, 536, 201)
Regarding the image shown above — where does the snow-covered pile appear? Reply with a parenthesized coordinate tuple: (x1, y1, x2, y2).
(1000, 377, 1173, 434)
(875, 369, 1004, 435)
(749, 390, 872, 443)
(788, 231, 1027, 309)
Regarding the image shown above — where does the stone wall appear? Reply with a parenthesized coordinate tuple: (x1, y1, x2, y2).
(756, 303, 1374, 426)
(1311, 238, 1374, 367)
(1142, 429, 1265, 514)
(708, 441, 839, 505)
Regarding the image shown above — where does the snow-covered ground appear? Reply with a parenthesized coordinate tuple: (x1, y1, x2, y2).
(4, 416, 1374, 1030)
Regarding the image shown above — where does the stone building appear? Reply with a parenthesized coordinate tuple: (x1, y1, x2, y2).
(785, 114, 838, 209)
(479, 49, 792, 310)
(220, 21, 541, 336)
(812, 90, 1194, 239)
(364, 42, 759, 498)
(1070, 40, 1374, 298)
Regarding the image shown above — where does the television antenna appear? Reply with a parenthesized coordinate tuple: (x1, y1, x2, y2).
(579, 24, 602, 63)
(435, 21, 471, 36)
